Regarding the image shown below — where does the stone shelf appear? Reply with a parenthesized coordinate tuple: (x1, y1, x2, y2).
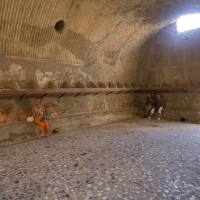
(0, 86, 200, 100)
(137, 86, 200, 94)
(0, 88, 136, 100)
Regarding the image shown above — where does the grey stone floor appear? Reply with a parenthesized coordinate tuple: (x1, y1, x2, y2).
(0, 117, 200, 200)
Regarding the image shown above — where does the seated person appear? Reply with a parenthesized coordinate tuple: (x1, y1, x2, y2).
(143, 91, 156, 118)
(32, 98, 50, 139)
(148, 94, 164, 120)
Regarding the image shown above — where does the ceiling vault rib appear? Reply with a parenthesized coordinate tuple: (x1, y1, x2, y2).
(95, 0, 193, 41)
(93, 0, 114, 9)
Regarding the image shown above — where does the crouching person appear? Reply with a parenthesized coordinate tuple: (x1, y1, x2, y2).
(148, 94, 164, 120)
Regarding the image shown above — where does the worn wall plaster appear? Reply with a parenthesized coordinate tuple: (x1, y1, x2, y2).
(137, 25, 200, 87)
(0, 104, 16, 123)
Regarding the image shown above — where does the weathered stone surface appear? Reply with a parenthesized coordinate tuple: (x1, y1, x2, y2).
(124, 83, 131, 88)
(103, 51, 119, 66)
(108, 82, 116, 88)
(116, 82, 124, 88)
(44, 101, 58, 109)
(18, 108, 32, 121)
(59, 81, 71, 88)
(138, 25, 200, 88)
(0, 118, 199, 199)
(0, 91, 136, 144)
(0, 0, 198, 88)
(135, 93, 200, 123)
(0, 106, 136, 144)
(0, 0, 200, 151)
(76, 81, 85, 88)
(48, 108, 67, 117)
(44, 101, 67, 117)
(86, 102, 93, 112)
(88, 81, 98, 88)
(99, 82, 107, 88)
(0, 104, 16, 123)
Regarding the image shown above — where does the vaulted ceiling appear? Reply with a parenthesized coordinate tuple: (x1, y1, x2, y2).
(0, 0, 200, 70)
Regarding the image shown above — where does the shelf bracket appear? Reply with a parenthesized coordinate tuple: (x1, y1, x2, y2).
(94, 91, 100, 95)
(106, 91, 113, 95)
(41, 93, 47, 99)
(19, 94, 26, 100)
(84, 92, 90, 96)
(58, 93, 66, 98)
(75, 93, 80, 97)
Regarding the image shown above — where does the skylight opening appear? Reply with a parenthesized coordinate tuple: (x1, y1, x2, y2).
(177, 14, 200, 32)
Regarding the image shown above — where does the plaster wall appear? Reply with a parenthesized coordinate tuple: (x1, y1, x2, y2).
(0, 43, 136, 144)
(135, 93, 200, 123)
(0, 92, 135, 144)
(0, 54, 134, 89)
(136, 26, 200, 122)
(137, 26, 200, 87)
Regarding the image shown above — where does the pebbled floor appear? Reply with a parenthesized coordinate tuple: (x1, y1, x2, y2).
(0, 117, 200, 200)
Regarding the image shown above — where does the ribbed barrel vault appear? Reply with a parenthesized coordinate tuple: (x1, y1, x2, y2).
(0, 0, 199, 67)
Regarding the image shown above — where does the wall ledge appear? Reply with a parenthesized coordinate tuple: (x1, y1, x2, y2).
(0, 106, 137, 145)
(2, 85, 200, 100)
(137, 108, 200, 123)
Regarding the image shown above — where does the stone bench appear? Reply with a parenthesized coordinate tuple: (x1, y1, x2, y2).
(162, 109, 200, 123)
(0, 107, 137, 145)
(137, 108, 200, 123)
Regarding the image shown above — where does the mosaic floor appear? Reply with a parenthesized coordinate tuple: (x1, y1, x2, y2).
(0, 117, 200, 200)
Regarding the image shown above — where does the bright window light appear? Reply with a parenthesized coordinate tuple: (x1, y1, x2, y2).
(177, 14, 200, 32)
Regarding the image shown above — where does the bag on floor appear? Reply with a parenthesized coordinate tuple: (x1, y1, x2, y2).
(26, 116, 34, 122)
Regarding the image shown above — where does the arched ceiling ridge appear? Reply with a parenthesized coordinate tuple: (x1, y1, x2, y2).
(116, 0, 200, 71)
(0, 0, 200, 66)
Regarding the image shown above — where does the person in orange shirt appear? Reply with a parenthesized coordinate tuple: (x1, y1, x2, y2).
(32, 98, 50, 139)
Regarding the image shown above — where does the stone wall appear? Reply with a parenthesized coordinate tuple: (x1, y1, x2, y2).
(134, 92, 200, 123)
(137, 24, 200, 87)
(135, 24, 200, 122)
(0, 44, 136, 144)
(0, 54, 135, 89)
(0, 94, 136, 144)
(1, 1, 200, 144)
(0, 49, 137, 144)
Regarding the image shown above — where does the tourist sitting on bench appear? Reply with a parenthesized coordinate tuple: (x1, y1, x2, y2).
(148, 94, 164, 120)
(32, 98, 50, 139)
(143, 91, 156, 118)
